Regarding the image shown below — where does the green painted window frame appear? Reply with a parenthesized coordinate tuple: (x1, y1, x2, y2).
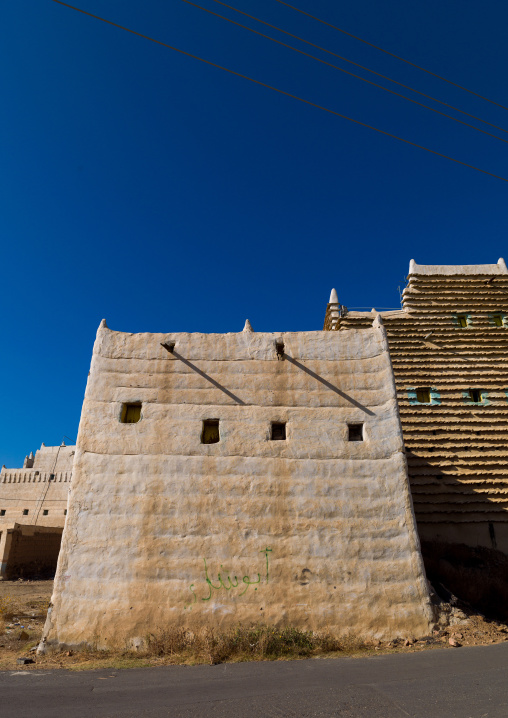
(452, 313, 473, 328)
(407, 387, 441, 405)
(489, 313, 507, 328)
(463, 389, 489, 406)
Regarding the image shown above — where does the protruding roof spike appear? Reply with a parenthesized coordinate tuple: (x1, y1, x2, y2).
(329, 288, 339, 304)
(372, 314, 384, 327)
(41, 442, 45, 448)
(29, 452, 34, 459)
(498, 258, 507, 272)
(243, 319, 254, 332)
(99, 318, 108, 329)
(408, 259, 417, 275)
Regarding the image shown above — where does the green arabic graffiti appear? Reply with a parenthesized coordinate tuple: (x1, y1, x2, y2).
(185, 547, 272, 609)
(262, 546, 272, 582)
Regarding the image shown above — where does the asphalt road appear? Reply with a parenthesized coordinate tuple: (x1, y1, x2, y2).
(2, 643, 508, 718)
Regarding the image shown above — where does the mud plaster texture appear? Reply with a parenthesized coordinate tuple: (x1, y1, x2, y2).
(41, 319, 434, 650)
(0, 445, 74, 529)
(326, 259, 508, 554)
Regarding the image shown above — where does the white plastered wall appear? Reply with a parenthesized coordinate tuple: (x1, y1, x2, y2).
(41, 320, 433, 650)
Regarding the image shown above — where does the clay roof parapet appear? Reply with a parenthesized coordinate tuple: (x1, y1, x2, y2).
(408, 258, 507, 276)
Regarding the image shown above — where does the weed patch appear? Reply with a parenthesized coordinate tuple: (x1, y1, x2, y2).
(0, 595, 15, 620)
(145, 625, 367, 665)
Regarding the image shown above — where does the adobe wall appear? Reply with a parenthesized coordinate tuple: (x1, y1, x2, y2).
(29, 444, 76, 473)
(325, 259, 508, 554)
(0, 525, 63, 579)
(41, 319, 434, 650)
(0, 444, 74, 528)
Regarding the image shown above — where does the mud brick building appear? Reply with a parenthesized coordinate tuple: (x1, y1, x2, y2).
(0, 443, 74, 578)
(325, 259, 508, 554)
(40, 318, 433, 651)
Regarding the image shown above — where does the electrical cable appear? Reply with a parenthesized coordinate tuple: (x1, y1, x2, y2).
(32, 444, 63, 526)
(180, 0, 508, 145)
(0, 498, 68, 502)
(207, 0, 508, 136)
(274, 0, 508, 112)
(50, 1, 508, 183)
(30, 437, 73, 524)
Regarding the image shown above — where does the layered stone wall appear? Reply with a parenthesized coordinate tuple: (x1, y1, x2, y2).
(41, 318, 433, 650)
(326, 259, 508, 553)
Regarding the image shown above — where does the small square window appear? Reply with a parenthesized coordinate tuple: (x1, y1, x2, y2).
(468, 389, 484, 404)
(0, 509, 5, 516)
(271, 422, 286, 440)
(492, 314, 504, 327)
(416, 388, 432, 404)
(43, 509, 49, 516)
(121, 403, 142, 424)
(457, 315, 468, 328)
(348, 424, 363, 441)
(202, 419, 220, 444)
(23, 509, 29, 516)
(64, 509, 67, 515)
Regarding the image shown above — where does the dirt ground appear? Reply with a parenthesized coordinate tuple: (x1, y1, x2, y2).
(1, 579, 508, 671)
(0, 579, 52, 668)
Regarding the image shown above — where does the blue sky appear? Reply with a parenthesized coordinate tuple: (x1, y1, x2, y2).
(1, 0, 507, 466)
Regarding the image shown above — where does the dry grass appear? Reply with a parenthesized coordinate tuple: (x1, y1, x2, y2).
(2, 618, 507, 671)
(0, 582, 371, 670)
(1, 574, 508, 671)
(32, 626, 369, 670)
(0, 595, 15, 620)
(0, 580, 52, 669)
(144, 625, 366, 665)
(0, 623, 371, 670)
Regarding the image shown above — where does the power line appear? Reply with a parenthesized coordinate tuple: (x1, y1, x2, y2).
(180, 0, 508, 146)
(0, 498, 68, 502)
(50, 1, 508, 183)
(208, 0, 508, 136)
(275, 0, 508, 112)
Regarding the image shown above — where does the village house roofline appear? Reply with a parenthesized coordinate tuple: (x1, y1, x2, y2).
(408, 258, 507, 276)
(97, 318, 380, 339)
(1, 444, 76, 473)
(346, 309, 406, 318)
